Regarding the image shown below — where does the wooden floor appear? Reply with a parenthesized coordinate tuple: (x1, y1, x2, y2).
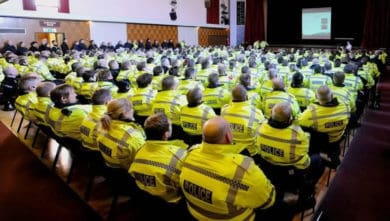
(0, 108, 354, 221)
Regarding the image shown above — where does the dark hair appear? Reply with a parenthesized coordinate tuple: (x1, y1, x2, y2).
(153, 66, 163, 76)
(136, 73, 153, 88)
(116, 80, 131, 93)
(50, 84, 74, 106)
(291, 72, 303, 88)
(144, 113, 170, 140)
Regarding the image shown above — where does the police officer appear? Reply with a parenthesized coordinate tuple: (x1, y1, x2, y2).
(129, 113, 188, 203)
(262, 78, 300, 119)
(80, 89, 111, 151)
(30, 81, 56, 126)
(255, 103, 324, 199)
(152, 75, 187, 138)
(97, 98, 145, 169)
(306, 65, 332, 92)
(177, 67, 204, 95)
(131, 73, 157, 125)
(1, 66, 19, 111)
(47, 84, 91, 140)
(287, 72, 316, 111)
(15, 73, 41, 118)
(29, 52, 56, 81)
(221, 85, 265, 156)
(203, 72, 230, 115)
(180, 87, 216, 145)
(239, 73, 261, 109)
(299, 86, 350, 167)
(180, 117, 291, 221)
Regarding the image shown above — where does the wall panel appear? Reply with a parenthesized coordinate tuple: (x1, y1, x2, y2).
(198, 27, 228, 46)
(127, 24, 178, 45)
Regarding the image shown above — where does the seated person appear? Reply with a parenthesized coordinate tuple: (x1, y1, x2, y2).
(80, 89, 112, 151)
(299, 86, 350, 167)
(97, 98, 146, 169)
(152, 75, 187, 137)
(1, 66, 19, 111)
(30, 82, 56, 126)
(221, 85, 265, 156)
(114, 79, 133, 100)
(15, 73, 41, 118)
(47, 84, 91, 140)
(131, 73, 157, 125)
(177, 67, 204, 95)
(255, 103, 324, 200)
(287, 72, 316, 111)
(79, 70, 98, 103)
(203, 72, 230, 115)
(262, 78, 300, 119)
(151, 65, 165, 91)
(129, 113, 188, 203)
(97, 69, 118, 97)
(180, 117, 290, 221)
(239, 73, 261, 109)
(180, 87, 216, 145)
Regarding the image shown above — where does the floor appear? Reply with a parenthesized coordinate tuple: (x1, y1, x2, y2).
(0, 106, 352, 221)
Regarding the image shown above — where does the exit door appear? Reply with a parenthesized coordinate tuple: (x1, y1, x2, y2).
(35, 32, 65, 46)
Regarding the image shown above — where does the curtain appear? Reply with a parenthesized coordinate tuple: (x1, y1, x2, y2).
(361, 0, 390, 48)
(22, 0, 36, 11)
(207, 0, 220, 24)
(245, 0, 265, 44)
(58, 0, 70, 13)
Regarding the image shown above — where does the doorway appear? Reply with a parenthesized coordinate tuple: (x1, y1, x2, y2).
(35, 32, 65, 46)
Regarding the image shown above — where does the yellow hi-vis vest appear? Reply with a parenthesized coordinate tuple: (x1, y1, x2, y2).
(255, 121, 311, 170)
(330, 85, 356, 113)
(180, 103, 216, 135)
(129, 140, 188, 203)
(177, 79, 204, 95)
(287, 87, 316, 110)
(221, 101, 265, 156)
(299, 99, 350, 143)
(131, 87, 157, 116)
(46, 104, 91, 140)
(307, 74, 332, 91)
(180, 142, 275, 221)
(15, 92, 38, 120)
(152, 90, 187, 125)
(30, 60, 55, 81)
(97, 120, 145, 169)
(79, 105, 106, 151)
(262, 90, 300, 119)
(203, 87, 231, 109)
(344, 73, 364, 92)
(79, 82, 99, 100)
(30, 97, 53, 126)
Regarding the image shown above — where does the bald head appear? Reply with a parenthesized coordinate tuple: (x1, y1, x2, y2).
(271, 102, 292, 123)
(317, 85, 332, 104)
(203, 117, 232, 144)
(232, 85, 247, 102)
(272, 78, 285, 90)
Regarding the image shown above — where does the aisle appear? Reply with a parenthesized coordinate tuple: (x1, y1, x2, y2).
(314, 72, 390, 221)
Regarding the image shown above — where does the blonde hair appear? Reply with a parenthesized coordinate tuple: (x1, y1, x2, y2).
(101, 98, 133, 130)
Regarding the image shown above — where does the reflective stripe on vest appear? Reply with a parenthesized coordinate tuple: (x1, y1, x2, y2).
(290, 125, 299, 161)
(184, 157, 257, 220)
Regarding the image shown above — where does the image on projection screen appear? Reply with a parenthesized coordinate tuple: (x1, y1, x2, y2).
(302, 7, 331, 40)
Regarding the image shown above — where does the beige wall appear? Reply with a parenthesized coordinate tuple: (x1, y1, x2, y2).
(0, 17, 90, 48)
